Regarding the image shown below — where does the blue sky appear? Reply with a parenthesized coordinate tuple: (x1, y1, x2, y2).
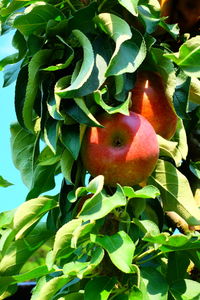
(0, 32, 62, 213)
(0, 31, 28, 212)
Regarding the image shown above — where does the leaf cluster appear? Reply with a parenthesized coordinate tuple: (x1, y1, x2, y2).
(0, 0, 200, 299)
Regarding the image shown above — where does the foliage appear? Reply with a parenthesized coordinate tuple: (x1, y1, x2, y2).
(0, 0, 200, 299)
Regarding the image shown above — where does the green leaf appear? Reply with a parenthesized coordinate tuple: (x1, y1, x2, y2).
(1, 196, 57, 255)
(13, 196, 58, 240)
(15, 65, 28, 128)
(95, 13, 146, 76)
(0, 175, 13, 187)
(158, 119, 189, 167)
(10, 123, 37, 188)
(118, 0, 139, 16)
(150, 48, 177, 102)
(149, 159, 200, 226)
(63, 247, 104, 279)
(167, 252, 190, 285)
(170, 279, 200, 300)
(93, 90, 130, 115)
(79, 185, 127, 221)
(106, 28, 146, 76)
(173, 75, 191, 120)
(114, 72, 137, 102)
(143, 232, 200, 252)
(140, 267, 168, 300)
(0, 265, 50, 286)
(189, 77, 200, 104)
(61, 124, 80, 160)
(68, 2, 97, 34)
(55, 292, 84, 300)
(3, 60, 22, 87)
(44, 118, 59, 154)
(55, 30, 94, 98)
(0, 1, 28, 17)
(42, 39, 74, 72)
(26, 163, 57, 200)
(91, 231, 135, 273)
(71, 221, 95, 248)
(84, 276, 116, 300)
(13, 3, 64, 36)
(133, 219, 160, 236)
(189, 161, 200, 179)
(23, 49, 53, 131)
(164, 36, 200, 78)
(60, 148, 74, 184)
(158, 135, 179, 166)
(123, 185, 160, 199)
(74, 97, 103, 127)
(159, 21, 179, 39)
(171, 119, 188, 165)
(0, 210, 15, 229)
(0, 30, 26, 71)
(0, 223, 53, 276)
(129, 286, 143, 299)
(51, 219, 82, 263)
(138, 5, 160, 34)
(37, 146, 62, 166)
(31, 275, 71, 300)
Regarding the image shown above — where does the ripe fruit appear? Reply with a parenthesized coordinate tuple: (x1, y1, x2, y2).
(159, 0, 200, 33)
(130, 70, 178, 140)
(81, 112, 159, 187)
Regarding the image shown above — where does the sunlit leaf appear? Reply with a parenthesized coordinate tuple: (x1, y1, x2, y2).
(60, 148, 74, 184)
(0, 176, 13, 188)
(13, 196, 58, 239)
(118, 0, 139, 16)
(164, 36, 200, 78)
(13, 3, 64, 36)
(79, 185, 127, 221)
(55, 30, 94, 98)
(170, 279, 200, 300)
(123, 185, 160, 199)
(51, 219, 82, 263)
(0, 223, 52, 276)
(23, 49, 53, 131)
(149, 159, 200, 225)
(84, 276, 116, 300)
(31, 275, 71, 300)
(91, 231, 135, 273)
(93, 90, 130, 115)
(10, 123, 38, 188)
(95, 13, 146, 76)
(63, 247, 104, 279)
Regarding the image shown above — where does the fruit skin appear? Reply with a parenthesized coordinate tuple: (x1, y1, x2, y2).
(130, 70, 178, 140)
(81, 112, 159, 187)
(159, 0, 200, 33)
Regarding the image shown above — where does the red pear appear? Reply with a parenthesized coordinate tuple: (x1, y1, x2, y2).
(81, 112, 159, 187)
(131, 71, 178, 140)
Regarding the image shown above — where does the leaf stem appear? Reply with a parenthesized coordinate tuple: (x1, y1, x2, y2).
(65, 0, 76, 12)
(133, 247, 155, 262)
(133, 264, 141, 288)
(98, 0, 109, 11)
(137, 252, 163, 265)
(109, 287, 128, 300)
